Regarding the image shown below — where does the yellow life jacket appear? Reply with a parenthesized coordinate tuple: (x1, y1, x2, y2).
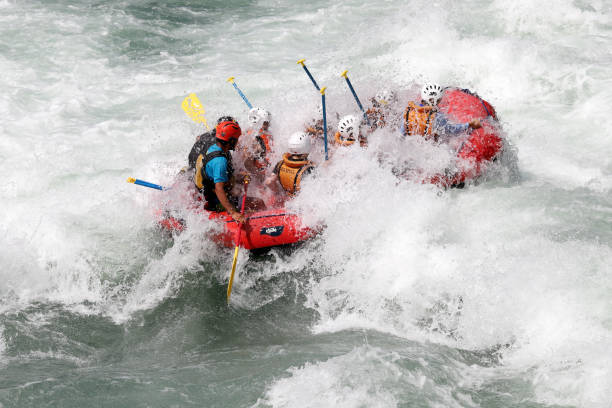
(404, 102, 437, 137)
(194, 153, 205, 190)
(274, 153, 315, 195)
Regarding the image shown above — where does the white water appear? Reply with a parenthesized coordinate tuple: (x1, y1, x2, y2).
(1, 0, 612, 406)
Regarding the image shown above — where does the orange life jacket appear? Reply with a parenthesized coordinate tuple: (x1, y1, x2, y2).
(366, 107, 386, 130)
(305, 119, 330, 139)
(334, 131, 356, 146)
(274, 153, 315, 195)
(403, 102, 437, 137)
(305, 125, 322, 137)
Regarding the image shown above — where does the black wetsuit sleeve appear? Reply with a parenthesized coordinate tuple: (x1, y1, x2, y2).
(188, 140, 205, 169)
(188, 130, 216, 169)
(273, 161, 282, 175)
(303, 165, 315, 178)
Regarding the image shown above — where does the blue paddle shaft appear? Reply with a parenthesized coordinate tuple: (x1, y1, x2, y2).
(301, 65, 320, 91)
(343, 77, 371, 125)
(231, 82, 253, 109)
(134, 179, 164, 190)
(322, 94, 328, 161)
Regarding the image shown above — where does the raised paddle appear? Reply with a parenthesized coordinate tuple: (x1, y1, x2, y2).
(297, 59, 329, 160)
(227, 177, 250, 303)
(181, 93, 210, 129)
(320, 86, 329, 161)
(340, 69, 371, 125)
(297, 58, 321, 91)
(226, 76, 253, 109)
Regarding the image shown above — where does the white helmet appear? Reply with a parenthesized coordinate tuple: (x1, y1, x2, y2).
(337, 115, 361, 141)
(248, 107, 271, 125)
(421, 83, 443, 106)
(287, 132, 311, 155)
(374, 89, 398, 106)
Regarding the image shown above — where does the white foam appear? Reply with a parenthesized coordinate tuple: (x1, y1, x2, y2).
(257, 345, 463, 408)
(1, 0, 611, 405)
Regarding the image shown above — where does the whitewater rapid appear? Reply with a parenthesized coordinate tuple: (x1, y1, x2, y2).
(1, 0, 611, 407)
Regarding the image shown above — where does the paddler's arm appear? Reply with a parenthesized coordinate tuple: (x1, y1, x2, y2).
(243, 156, 259, 173)
(264, 173, 281, 194)
(264, 161, 283, 194)
(215, 182, 245, 223)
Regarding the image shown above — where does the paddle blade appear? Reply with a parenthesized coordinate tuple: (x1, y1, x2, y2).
(181, 93, 210, 129)
(227, 246, 240, 302)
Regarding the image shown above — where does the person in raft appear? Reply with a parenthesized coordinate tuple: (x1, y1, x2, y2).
(403, 83, 481, 142)
(366, 89, 400, 131)
(241, 107, 274, 177)
(303, 105, 338, 143)
(187, 115, 237, 170)
(304, 105, 325, 140)
(265, 132, 315, 197)
(193, 120, 247, 223)
(334, 114, 368, 148)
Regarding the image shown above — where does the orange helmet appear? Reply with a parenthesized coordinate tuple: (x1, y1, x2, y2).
(216, 121, 241, 142)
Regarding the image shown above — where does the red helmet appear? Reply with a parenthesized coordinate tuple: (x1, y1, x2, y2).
(216, 121, 241, 142)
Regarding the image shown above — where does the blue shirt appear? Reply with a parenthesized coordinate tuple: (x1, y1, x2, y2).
(205, 144, 229, 183)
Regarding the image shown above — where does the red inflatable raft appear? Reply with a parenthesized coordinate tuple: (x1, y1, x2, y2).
(426, 88, 503, 188)
(158, 206, 318, 250)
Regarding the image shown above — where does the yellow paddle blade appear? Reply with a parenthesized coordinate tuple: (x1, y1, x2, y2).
(227, 245, 240, 302)
(340, 69, 348, 78)
(126, 177, 136, 184)
(181, 93, 210, 130)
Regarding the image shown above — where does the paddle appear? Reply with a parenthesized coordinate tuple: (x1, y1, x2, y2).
(340, 69, 371, 125)
(320, 86, 329, 160)
(297, 59, 329, 160)
(126, 177, 166, 191)
(226, 76, 253, 109)
(181, 93, 210, 129)
(297, 59, 321, 91)
(227, 177, 250, 303)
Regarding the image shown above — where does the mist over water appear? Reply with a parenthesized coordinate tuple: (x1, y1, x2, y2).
(1, 0, 611, 407)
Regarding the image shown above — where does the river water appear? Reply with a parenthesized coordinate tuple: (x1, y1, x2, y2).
(1, 0, 611, 407)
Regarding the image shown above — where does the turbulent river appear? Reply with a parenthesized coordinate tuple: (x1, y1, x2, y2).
(1, 0, 611, 407)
